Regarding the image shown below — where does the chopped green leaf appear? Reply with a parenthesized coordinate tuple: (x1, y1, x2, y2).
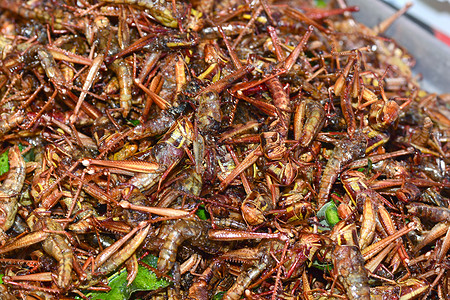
(315, 0, 327, 8)
(212, 292, 224, 300)
(317, 201, 340, 228)
(325, 202, 340, 227)
(196, 205, 209, 220)
(127, 119, 140, 126)
(0, 150, 9, 177)
(86, 254, 170, 300)
(0, 274, 3, 284)
(357, 167, 365, 172)
(316, 201, 331, 219)
(312, 260, 333, 272)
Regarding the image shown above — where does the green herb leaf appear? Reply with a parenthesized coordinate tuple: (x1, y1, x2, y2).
(312, 260, 333, 272)
(0, 150, 9, 176)
(86, 254, 170, 300)
(212, 291, 225, 300)
(195, 205, 209, 220)
(0, 274, 3, 284)
(317, 201, 340, 228)
(315, 0, 327, 8)
(127, 119, 140, 127)
(325, 201, 340, 227)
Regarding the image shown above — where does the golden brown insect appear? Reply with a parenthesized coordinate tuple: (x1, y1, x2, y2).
(332, 245, 370, 300)
(0, 146, 25, 244)
(317, 130, 367, 208)
(223, 253, 272, 300)
(221, 233, 322, 300)
(101, 0, 181, 28)
(196, 91, 222, 134)
(0, 0, 85, 30)
(126, 116, 194, 192)
(156, 166, 203, 208)
(93, 16, 133, 117)
(187, 260, 224, 300)
(129, 109, 177, 140)
(294, 99, 326, 148)
(407, 203, 450, 223)
(0, 209, 74, 290)
(0, 112, 24, 138)
(156, 218, 223, 273)
(0, 0, 448, 298)
(241, 184, 273, 226)
(263, 158, 298, 186)
(95, 223, 151, 275)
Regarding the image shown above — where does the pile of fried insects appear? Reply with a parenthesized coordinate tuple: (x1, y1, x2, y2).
(0, 0, 448, 299)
